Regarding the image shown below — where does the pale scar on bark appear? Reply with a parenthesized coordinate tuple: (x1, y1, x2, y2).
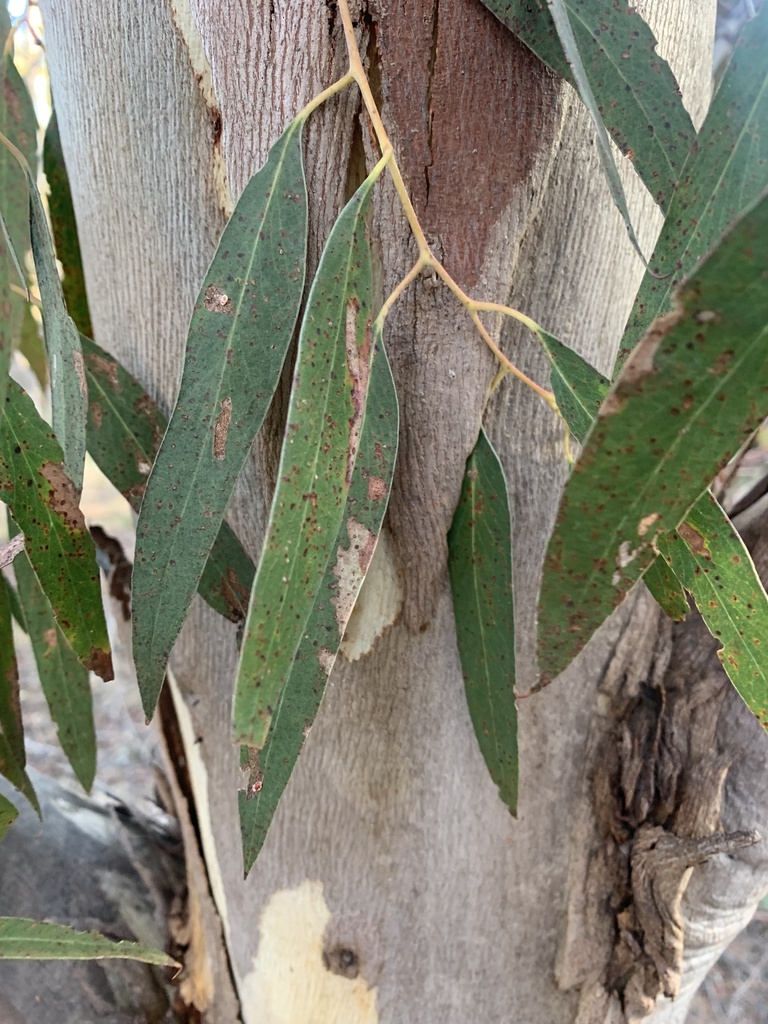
(344, 298, 371, 487)
(213, 396, 232, 460)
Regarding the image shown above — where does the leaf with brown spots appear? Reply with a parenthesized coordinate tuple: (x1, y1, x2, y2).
(232, 164, 381, 748)
(0, 380, 112, 679)
(538, 191, 768, 687)
(0, 792, 17, 843)
(0, 574, 37, 813)
(132, 117, 308, 718)
(448, 429, 518, 815)
(11, 521, 95, 792)
(480, 0, 694, 214)
(616, 1, 768, 370)
(657, 492, 768, 728)
(239, 326, 398, 872)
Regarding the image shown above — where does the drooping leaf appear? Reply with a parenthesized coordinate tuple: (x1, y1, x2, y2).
(615, 1, 768, 371)
(232, 168, 380, 747)
(0, 41, 38, 409)
(538, 329, 609, 443)
(656, 491, 768, 727)
(448, 429, 518, 815)
(12, 526, 95, 793)
(2, 141, 88, 490)
(43, 104, 93, 337)
(0, 918, 177, 966)
(0, 380, 112, 680)
(642, 553, 689, 621)
(537, 191, 768, 687)
(239, 327, 399, 872)
(18, 302, 47, 389)
(479, 0, 694, 212)
(0, 574, 37, 812)
(132, 118, 308, 715)
(0, 792, 17, 843)
(545, 0, 648, 264)
(80, 334, 254, 622)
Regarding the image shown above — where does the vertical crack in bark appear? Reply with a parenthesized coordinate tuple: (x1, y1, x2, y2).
(424, 0, 439, 206)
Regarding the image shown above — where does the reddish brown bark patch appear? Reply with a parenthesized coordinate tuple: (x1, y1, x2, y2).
(371, 0, 559, 287)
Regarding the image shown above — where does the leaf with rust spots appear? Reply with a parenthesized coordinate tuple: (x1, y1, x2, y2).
(657, 492, 768, 724)
(133, 117, 308, 719)
(0, 792, 18, 843)
(232, 164, 380, 749)
(481, 0, 693, 215)
(0, 381, 111, 679)
(12, 526, 96, 792)
(0, 574, 37, 813)
(238, 325, 398, 873)
(643, 556, 689, 622)
(538, 192, 768, 687)
(448, 429, 518, 815)
(80, 334, 254, 624)
(617, 1, 768, 370)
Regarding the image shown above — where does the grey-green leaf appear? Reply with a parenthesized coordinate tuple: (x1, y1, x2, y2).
(656, 492, 768, 727)
(132, 118, 307, 717)
(448, 429, 518, 815)
(232, 169, 379, 748)
(13, 537, 95, 792)
(538, 190, 768, 687)
(239, 326, 399, 872)
(538, 329, 609, 443)
(0, 918, 177, 966)
(615, 1, 768, 371)
(479, 0, 694, 212)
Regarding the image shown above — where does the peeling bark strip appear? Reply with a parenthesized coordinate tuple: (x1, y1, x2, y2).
(213, 396, 232, 460)
(344, 300, 371, 487)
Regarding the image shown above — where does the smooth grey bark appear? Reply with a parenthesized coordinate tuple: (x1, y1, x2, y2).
(33, 2, 768, 1023)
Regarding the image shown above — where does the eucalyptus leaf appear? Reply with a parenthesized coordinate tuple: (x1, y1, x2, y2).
(233, 166, 380, 748)
(0, 918, 176, 966)
(657, 492, 768, 727)
(479, 0, 693, 212)
(0, 574, 37, 813)
(13, 531, 95, 793)
(133, 118, 308, 717)
(538, 329, 609, 443)
(0, 380, 112, 679)
(0, 792, 18, 843)
(538, 191, 768, 687)
(239, 326, 398, 872)
(615, 1, 768, 371)
(642, 554, 689, 622)
(448, 429, 518, 815)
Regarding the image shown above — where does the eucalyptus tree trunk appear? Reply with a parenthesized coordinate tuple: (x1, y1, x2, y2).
(38, 1, 768, 1022)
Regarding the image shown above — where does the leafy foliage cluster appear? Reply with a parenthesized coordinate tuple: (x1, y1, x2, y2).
(0, 0, 766, 964)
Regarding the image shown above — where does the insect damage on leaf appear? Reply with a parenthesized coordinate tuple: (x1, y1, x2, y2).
(329, 517, 377, 635)
(39, 462, 86, 532)
(204, 285, 234, 314)
(213, 397, 232, 460)
(344, 299, 371, 486)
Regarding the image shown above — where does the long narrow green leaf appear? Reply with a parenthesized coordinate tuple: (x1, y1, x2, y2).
(232, 168, 380, 747)
(538, 329, 609, 443)
(642, 554, 689, 621)
(0, 575, 37, 812)
(239, 328, 399, 872)
(0, 35, 38, 409)
(0, 918, 176, 966)
(43, 105, 93, 338)
(132, 118, 308, 715)
(12, 531, 95, 793)
(448, 429, 518, 815)
(0, 380, 112, 679)
(18, 302, 47, 389)
(479, 0, 693, 212)
(546, 0, 647, 264)
(616, 2, 768, 371)
(80, 334, 254, 622)
(538, 191, 768, 687)
(657, 492, 768, 727)
(0, 792, 17, 842)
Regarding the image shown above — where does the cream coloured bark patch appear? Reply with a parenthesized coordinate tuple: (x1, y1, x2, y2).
(340, 527, 403, 662)
(239, 880, 379, 1024)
